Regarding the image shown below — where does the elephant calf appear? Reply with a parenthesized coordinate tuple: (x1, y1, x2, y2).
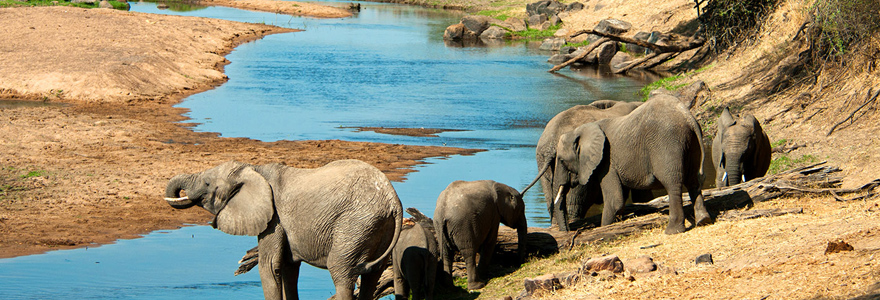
(713, 107, 772, 187)
(163, 160, 402, 300)
(392, 221, 439, 300)
(433, 180, 527, 290)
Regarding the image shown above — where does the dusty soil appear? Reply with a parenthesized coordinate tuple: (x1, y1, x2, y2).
(0, 6, 477, 258)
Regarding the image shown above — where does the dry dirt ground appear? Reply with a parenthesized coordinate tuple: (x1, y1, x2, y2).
(0, 6, 477, 258)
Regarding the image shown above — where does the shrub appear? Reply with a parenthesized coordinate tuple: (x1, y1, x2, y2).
(808, 0, 880, 64)
(698, 0, 779, 52)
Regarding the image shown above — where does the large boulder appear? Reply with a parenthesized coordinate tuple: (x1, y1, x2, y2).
(527, 0, 565, 17)
(539, 38, 566, 51)
(566, 2, 584, 12)
(595, 41, 619, 64)
(627, 31, 663, 55)
(594, 18, 632, 36)
(528, 13, 547, 28)
(461, 15, 494, 36)
(444, 23, 477, 41)
(502, 17, 527, 32)
(480, 26, 507, 40)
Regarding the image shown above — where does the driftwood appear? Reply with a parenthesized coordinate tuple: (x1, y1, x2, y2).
(827, 88, 880, 136)
(548, 28, 705, 74)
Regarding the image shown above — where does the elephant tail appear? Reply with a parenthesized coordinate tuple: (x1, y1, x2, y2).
(356, 193, 403, 274)
(521, 159, 552, 195)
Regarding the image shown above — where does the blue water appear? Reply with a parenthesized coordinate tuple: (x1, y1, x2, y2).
(0, 1, 655, 299)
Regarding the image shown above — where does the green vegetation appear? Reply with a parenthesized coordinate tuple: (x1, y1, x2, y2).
(21, 170, 46, 179)
(809, 0, 880, 63)
(771, 138, 788, 148)
(768, 154, 817, 175)
(0, 0, 130, 9)
(509, 24, 562, 40)
(698, 0, 779, 52)
(638, 65, 713, 101)
(563, 40, 590, 48)
(475, 9, 511, 21)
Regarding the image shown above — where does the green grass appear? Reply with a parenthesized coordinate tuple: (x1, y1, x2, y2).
(638, 64, 714, 101)
(509, 24, 562, 40)
(768, 154, 817, 175)
(771, 138, 788, 148)
(21, 170, 45, 179)
(475, 9, 511, 21)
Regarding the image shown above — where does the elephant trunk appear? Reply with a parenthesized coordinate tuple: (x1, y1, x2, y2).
(165, 174, 197, 209)
(724, 157, 745, 186)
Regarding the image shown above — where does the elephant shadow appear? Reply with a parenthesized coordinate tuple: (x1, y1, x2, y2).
(604, 189, 756, 230)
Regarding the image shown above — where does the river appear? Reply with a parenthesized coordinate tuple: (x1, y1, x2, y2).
(0, 1, 655, 299)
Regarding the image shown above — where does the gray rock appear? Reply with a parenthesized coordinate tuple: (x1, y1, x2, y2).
(696, 253, 714, 265)
(609, 51, 634, 70)
(443, 23, 467, 40)
(677, 80, 710, 109)
(566, 2, 584, 12)
(596, 41, 618, 64)
(528, 14, 547, 28)
(582, 254, 624, 273)
(547, 53, 571, 64)
(527, 0, 565, 17)
(461, 15, 493, 36)
(522, 273, 562, 295)
(624, 255, 657, 274)
(539, 38, 566, 51)
(593, 18, 632, 36)
(502, 17, 527, 32)
(480, 26, 507, 40)
(537, 21, 551, 31)
(98, 0, 113, 8)
(549, 15, 561, 27)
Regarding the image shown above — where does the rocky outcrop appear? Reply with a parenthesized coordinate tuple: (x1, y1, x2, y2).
(513, 254, 676, 299)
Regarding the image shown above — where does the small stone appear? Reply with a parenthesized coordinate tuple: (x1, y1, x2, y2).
(523, 273, 562, 295)
(825, 240, 854, 254)
(582, 254, 624, 273)
(624, 255, 657, 273)
(695, 253, 714, 265)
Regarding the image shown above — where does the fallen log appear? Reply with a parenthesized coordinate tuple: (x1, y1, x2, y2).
(548, 37, 611, 73)
(549, 28, 705, 73)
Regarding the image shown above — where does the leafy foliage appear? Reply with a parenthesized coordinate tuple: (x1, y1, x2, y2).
(808, 0, 880, 63)
(698, 0, 779, 52)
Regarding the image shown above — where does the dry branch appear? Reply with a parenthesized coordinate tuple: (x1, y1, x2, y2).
(548, 37, 611, 73)
(549, 29, 705, 73)
(827, 88, 880, 136)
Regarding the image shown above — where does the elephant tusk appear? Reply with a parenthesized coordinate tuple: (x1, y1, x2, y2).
(164, 196, 189, 203)
(553, 187, 564, 205)
(721, 172, 728, 183)
(742, 175, 747, 183)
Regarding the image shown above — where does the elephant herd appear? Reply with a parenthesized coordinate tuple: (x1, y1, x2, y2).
(162, 93, 771, 300)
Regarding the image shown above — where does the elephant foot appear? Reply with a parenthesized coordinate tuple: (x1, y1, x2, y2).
(467, 280, 486, 291)
(694, 212, 714, 227)
(664, 223, 686, 235)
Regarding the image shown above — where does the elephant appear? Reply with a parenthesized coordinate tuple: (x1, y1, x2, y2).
(163, 159, 402, 300)
(392, 221, 439, 300)
(553, 94, 711, 234)
(433, 180, 527, 290)
(521, 100, 643, 227)
(712, 107, 772, 187)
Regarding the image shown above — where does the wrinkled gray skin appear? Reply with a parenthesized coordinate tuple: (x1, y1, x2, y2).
(433, 180, 527, 290)
(164, 160, 402, 300)
(712, 107, 772, 187)
(554, 94, 711, 234)
(392, 222, 439, 300)
(526, 100, 643, 227)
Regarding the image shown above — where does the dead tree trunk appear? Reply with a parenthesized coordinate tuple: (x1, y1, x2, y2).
(548, 29, 705, 74)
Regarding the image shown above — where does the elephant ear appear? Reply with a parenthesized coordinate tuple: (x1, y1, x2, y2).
(215, 166, 274, 236)
(575, 123, 607, 186)
(745, 114, 773, 178)
(719, 107, 736, 136)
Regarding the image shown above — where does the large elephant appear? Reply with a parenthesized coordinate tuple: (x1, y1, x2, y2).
(433, 180, 527, 290)
(392, 221, 439, 300)
(163, 160, 402, 300)
(712, 107, 772, 187)
(554, 94, 711, 234)
(521, 100, 642, 227)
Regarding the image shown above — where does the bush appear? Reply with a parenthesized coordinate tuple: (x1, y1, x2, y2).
(809, 0, 880, 63)
(698, 0, 779, 52)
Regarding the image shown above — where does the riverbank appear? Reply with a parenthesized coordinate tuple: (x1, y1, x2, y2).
(0, 6, 477, 258)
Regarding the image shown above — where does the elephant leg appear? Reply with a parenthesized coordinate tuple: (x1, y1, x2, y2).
(600, 176, 625, 227)
(664, 184, 686, 235)
(461, 248, 484, 290)
(258, 221, 288, 300)
(474, 229, 498, 290)
(425, 258, 437, 300)
(393, 263, 408, 300)
(357, 269, 383, 300)
(328, 268, 357, 300)
(439, 243, 455, 288)
(689, 184, 712, 227)
(282, 260, 301, 300)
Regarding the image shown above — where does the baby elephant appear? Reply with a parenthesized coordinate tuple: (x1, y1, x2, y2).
(434, 180, 527, 290)
(392, 221, 439, 300)
(713, 107, 772, 187)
